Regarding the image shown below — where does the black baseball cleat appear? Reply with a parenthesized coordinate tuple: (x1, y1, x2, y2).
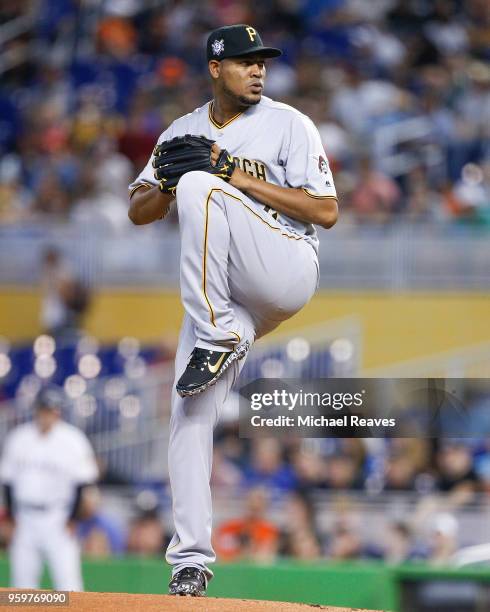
(168, 566, 207, 596)
(176, 341, 250, 397)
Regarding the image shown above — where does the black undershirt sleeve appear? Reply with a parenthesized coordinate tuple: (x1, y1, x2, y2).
(68, 484, 86, 521)
(3, 484, 13, 519)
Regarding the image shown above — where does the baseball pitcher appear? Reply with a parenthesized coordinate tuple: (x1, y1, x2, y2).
(128, 24, 338, 596)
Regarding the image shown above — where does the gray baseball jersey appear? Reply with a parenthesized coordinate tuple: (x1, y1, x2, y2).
(128, 95, 337, 582)
(129, 95, 337, 255)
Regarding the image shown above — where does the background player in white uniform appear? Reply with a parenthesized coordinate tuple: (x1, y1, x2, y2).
(128, 24, 338, 596)
(0, 386, 99, 591)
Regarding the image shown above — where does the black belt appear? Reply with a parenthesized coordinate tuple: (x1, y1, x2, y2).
(18, 503, 51, 512)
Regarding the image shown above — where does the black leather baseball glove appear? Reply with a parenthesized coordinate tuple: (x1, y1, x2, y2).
(152, 134, 236, 196)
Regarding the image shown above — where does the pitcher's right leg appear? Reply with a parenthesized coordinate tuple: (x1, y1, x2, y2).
(166, 306, 254, 590)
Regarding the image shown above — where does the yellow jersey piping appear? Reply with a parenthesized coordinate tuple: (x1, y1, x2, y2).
(208, 102, 243, 129)
(302, 188, 338, 200)
(203, 191, 216, 327)
(212, 188, 303, 240)
(129, 181, 154, 198)
(203, 190, 241, 344)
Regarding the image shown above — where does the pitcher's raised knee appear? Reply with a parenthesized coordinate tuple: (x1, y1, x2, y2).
(176, 170, 222, 201)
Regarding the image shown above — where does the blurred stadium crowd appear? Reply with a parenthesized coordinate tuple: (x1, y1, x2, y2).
(2, 401, 489, 565)
(0, 0, 489, 228)
(210, 433, 490, 564)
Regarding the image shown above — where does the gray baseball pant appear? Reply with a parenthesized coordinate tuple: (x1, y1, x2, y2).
(165, 171, 318, 580)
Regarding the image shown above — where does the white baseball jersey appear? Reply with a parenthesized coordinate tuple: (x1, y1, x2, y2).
(0, 421, 98, 511)
(129, 95, 337, 255)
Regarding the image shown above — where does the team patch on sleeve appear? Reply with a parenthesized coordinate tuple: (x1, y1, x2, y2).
(318, 155, 329, 177)
(301, 151, 336, 198)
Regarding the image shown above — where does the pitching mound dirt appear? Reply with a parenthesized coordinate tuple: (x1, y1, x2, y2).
(1, 589, 382, 611)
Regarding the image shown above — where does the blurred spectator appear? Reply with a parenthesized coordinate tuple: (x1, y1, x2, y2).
(214, 487, 279, 562)
(349, 157, 402, 223)
(96, 17, 137, 59)
(424, 1, 468, 56)
(326, 516, 362, 560)
(118, 92, 161, 170)
(475, 453, 490, 495)
(384, 450, 418, 491)
(0, 155, 33, 223)
(279, 491, 322, 560)
(317, 112, 352, 172)
(70, 160, 130, 234)
(404, 165, 444, 222)
(326, 453, 364, 490)
(40, 246, 90, 338)
(383, 521, 416, 564)
(445, 161, 490, 225)
(93, 137, 133, 200)
(77, 486, 125, 558)
(32, 172, 71, 219)
(436, 442, 479, 503)
(242, 439, 298, 492)
(290, 447, 328, 490)
(330, 67, 405, 139)
(428, 512, 459, 565)
(456, 62, 490, 141)
(126, 509, 169, 557)
(214, 422, 249, 470)
(211, 446, 243, 489)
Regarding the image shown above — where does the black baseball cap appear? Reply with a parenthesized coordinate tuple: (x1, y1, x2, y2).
(207, 24, 282, 62)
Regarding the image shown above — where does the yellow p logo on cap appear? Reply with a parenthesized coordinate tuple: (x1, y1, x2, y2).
(246, 27, 257, 42)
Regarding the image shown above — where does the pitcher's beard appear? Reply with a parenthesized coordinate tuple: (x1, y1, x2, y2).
(222, 83, 261, 109)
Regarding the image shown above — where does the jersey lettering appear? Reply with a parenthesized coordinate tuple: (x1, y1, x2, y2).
(263, 205, 279, 221)
(234, 157, 267, 181)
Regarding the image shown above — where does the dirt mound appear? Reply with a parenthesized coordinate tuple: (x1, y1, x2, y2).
(0, 589, 382, 611)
